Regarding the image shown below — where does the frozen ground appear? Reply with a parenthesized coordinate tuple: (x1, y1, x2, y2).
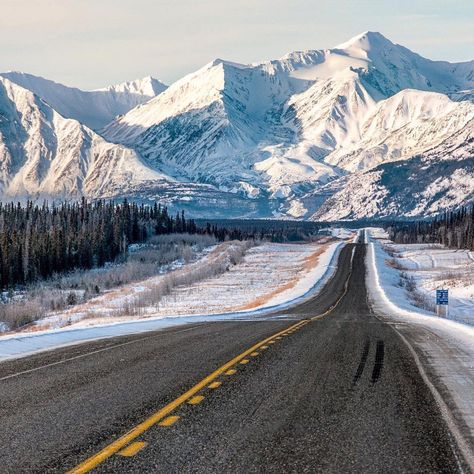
(366, 228, 474, 463)
(0, 235, 350, 360)
(27, 239, 343, 330)
(370, 228, 474, 325)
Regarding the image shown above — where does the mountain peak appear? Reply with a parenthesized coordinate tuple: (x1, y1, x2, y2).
(335, 31, 395, 52)
(0, 71, 167, 130)
(97, 76, 167, 96)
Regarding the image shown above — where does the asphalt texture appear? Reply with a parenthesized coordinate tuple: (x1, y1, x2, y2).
(0, 243, 466, 473)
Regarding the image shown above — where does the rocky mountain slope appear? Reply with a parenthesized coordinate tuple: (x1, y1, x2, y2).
(0, 76, 168, 198)
(311, 121, 474, 220)
(102, 32, 474, 218)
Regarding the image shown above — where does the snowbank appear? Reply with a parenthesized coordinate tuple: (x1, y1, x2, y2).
(368, 229, 474, 326)
(366, 237, 474, 342)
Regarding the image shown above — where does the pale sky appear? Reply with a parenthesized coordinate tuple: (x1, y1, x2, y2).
(1, 0, 472, 89)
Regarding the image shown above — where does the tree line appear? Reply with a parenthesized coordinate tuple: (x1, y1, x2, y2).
(197, 218, 325, 242)
(386, 206, 474, 251)
(0, 199, 208, 289)
(0, 199, 332, 291)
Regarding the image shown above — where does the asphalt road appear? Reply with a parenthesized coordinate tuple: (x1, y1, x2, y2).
(0, 243, 467, 473)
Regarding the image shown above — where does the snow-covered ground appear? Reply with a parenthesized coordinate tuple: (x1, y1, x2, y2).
(366, 228, 474, 464)
(369, 228, 474, 325)
(24, 239, 342, 331)
(0, 236, 349, 361)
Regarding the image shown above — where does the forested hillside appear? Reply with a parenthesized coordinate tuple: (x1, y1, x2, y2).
(387, 206, 474, 250)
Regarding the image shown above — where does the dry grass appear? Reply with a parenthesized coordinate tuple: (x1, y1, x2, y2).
(113, 240, 256, 317)
(236, 244, 327, 311)
(385, 258, 410, 270)
(19, 321, 54, 333)
(434, 268, 474, 287)
(236, 277, 300, 311)
(0, 233, 218, 333)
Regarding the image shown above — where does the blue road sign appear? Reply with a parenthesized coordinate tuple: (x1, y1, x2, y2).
(436, 289, 449, 305)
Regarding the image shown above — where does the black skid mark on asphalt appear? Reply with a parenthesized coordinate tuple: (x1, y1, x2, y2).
(371, 340, 385, 384)
(352, 340, 370, 386)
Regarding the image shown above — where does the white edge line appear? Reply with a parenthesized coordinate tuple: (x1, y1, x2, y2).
(0, 325, 202, 381)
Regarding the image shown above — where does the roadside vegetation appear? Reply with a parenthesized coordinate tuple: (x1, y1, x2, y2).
(0, 203, 333, 332)
(0, 233, 219, 331)
(0, 199, 200, 289)
(113, 240, 255, 318)
(383, 243, 436, 313)
(386, 205, 474, 250)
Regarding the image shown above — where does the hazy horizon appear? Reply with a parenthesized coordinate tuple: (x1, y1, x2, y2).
(1, 0, 473, 89)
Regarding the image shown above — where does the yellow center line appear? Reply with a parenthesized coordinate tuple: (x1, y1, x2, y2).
(208, 381, 221, 389)
(68, 318, 307, 474)
(250, 352, 259, 357)
(117, 441, 147, 457)
(158, 415, 180, 427)
(240, 359, 250, 365)
(188, 395, 205, 405)
(261, 345, 269, 349)
(67, 247, 358, 474)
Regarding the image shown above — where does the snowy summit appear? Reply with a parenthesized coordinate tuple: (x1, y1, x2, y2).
(0, 32, 473, 219)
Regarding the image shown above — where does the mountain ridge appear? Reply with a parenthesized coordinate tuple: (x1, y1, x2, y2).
(1, 32, 473, 219)
(0, 71, 167, 130)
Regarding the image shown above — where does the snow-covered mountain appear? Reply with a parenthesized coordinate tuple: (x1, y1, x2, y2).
(1, 32, 473, 219)
(0, 72, 167, 130)
(0, 76, 168, 197)
(102, 32, 474, 218)
(311, 120, 474, 220)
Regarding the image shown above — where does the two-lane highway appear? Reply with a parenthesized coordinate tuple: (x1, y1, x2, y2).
(0, 243, 467, 473)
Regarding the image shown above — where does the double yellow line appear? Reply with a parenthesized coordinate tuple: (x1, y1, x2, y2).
(69, 319, 308, 474)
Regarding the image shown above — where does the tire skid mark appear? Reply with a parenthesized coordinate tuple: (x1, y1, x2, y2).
(371, 340, 385, 384)
(352, 340, 370, 386)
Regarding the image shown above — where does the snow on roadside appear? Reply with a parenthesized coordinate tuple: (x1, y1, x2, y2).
(366, 228, 474, 464)
(369, 228, 474, 326)
(145, 240, 343, 317)
(366, 230, 474, 339)
(0, 238, 346, 361)
(41, 240, 345, 329)
(28, 240, 247, 331)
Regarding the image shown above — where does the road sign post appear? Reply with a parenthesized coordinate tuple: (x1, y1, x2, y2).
(436, 289, 449, 318)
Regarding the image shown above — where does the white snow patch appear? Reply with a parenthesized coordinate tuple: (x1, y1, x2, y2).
(369, 229, 474, 326)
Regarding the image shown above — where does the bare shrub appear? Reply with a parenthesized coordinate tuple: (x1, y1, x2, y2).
(399, 271, 435, 312)
(0, 233, 219, 332)
(0, 300, 43, 330)
(410, 291, 436, 312)
(383, 245, 397, 257)
(118, 240, 255, 317)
